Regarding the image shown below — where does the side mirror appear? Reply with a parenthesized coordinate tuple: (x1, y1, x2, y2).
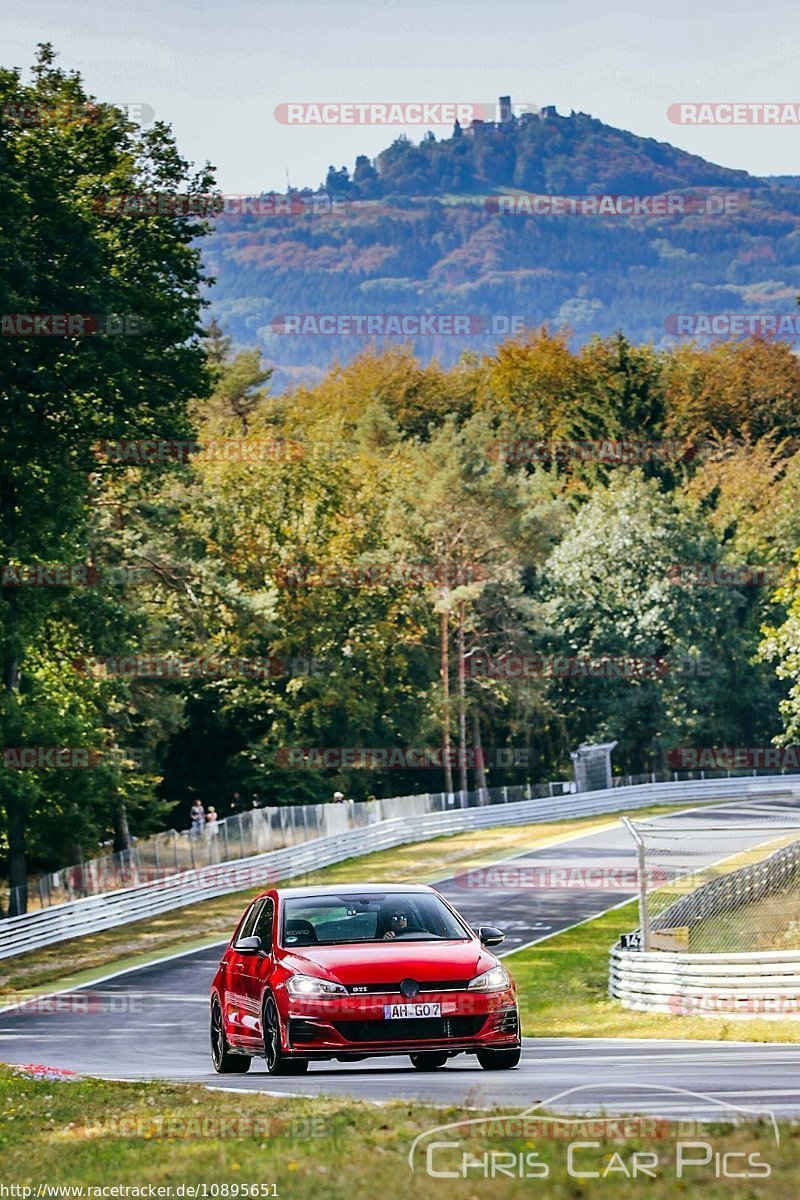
(235, 935, 263, 954)
(478, 926, 505, 947)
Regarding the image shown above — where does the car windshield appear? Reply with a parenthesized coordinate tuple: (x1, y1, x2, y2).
(281, 892, 469, 946)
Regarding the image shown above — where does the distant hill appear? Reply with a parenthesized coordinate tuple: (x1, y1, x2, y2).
(352, 106, 755, 197)
(202, 105, 800, 389)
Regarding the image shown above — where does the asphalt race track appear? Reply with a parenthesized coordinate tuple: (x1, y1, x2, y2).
(3, 794, 800, 1119)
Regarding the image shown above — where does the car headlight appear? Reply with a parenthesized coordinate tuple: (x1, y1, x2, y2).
(468, 965, 510, 992)
(285, 973, 347, 998)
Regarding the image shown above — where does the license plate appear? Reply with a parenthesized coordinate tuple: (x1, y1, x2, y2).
(383, 1002, 442, 1019)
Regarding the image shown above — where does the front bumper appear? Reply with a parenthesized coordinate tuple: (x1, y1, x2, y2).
(280, 989, 519, 1055)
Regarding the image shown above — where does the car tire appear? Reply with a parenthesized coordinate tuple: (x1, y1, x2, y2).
(262, 994, 309, 1075)
(409, 1052, 449, 1069)
(211, 996, 251, 1073)
(476, 1046, 521, 1070)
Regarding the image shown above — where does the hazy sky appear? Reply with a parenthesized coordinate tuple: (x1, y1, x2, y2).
(5, 0, 799, 193)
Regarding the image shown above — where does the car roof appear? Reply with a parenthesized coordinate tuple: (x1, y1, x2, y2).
(264, 883, 438, 899)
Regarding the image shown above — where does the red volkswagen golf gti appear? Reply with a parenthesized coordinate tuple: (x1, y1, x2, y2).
(210, 883, 520, 1074)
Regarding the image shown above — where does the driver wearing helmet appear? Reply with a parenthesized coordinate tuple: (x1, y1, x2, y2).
(379, 905, 415, 940)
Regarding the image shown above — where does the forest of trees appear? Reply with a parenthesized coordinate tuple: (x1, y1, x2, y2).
(3, 51, 800, 913)
(205, 182, 800, 391)
(330, 108, 756, 198)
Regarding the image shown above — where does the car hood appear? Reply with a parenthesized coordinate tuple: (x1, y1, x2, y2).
(280, 939, 497, 984)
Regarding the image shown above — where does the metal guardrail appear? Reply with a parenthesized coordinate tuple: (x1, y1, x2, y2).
(11, 766, 790, 914)
(609, 945, 800, 1016)
(9, 781, 573, 913)
(3, 773, 796, 961)
(610, 779, 800, 1015)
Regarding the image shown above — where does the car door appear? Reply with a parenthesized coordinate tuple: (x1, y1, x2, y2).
(223, 898, 266, 1047)
(239, 896, 277, 1049)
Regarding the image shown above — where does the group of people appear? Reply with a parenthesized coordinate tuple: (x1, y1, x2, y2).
(188, 791, 264, 836)
(189, 789, 361, 833)
(189, 801, 219, 837)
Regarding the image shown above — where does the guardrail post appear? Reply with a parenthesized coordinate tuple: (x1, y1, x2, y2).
(621, 816, 650, 951)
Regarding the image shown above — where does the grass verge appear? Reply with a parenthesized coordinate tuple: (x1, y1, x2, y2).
(0, 1065, 795, 1196)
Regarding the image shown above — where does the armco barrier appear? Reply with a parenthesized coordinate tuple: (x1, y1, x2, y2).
(609, 945, 800, 1016)
(2, 774, 798, 960)
(610, 775, 800, 1016)
(20, 782, 558, 911)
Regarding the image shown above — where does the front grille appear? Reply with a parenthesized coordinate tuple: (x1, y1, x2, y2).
(346, 980, 471, 994)
(331, 1016, 485, 1042)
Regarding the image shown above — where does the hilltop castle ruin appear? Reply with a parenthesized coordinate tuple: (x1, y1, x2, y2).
(463, 97, 581, 136)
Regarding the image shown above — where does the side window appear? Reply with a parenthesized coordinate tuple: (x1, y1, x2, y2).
(253, 898, 274, 949)
(235, 900, 264, 945)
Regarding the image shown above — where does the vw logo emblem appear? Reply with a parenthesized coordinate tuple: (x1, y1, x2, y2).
(400, 978, 420, 998)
